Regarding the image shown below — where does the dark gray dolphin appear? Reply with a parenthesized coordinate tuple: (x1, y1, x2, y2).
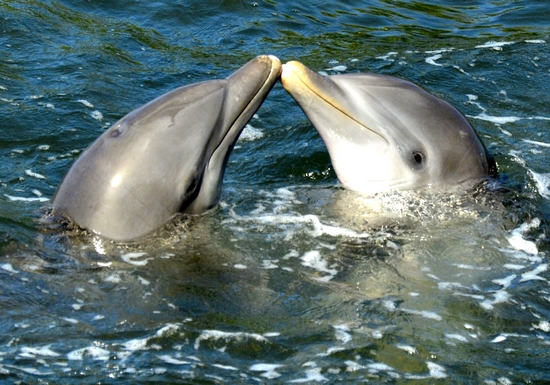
(281, 61, 496, 195)
(53, 55, 281, 241)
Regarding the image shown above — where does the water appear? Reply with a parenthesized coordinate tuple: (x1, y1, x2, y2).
(1, 0, 549, 383)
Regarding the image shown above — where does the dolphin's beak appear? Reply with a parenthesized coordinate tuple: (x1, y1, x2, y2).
(221, 55, 282, 140)
(181, 55, 282, 215)
(281, 60, 386, 144)
(280, 61, 334, 108)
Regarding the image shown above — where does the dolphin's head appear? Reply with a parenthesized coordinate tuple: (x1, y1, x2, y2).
(53, 55, 281, 241)
(281, 61, 496, 195)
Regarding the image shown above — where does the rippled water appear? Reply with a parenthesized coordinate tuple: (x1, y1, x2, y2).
(1, 0, 549, 383)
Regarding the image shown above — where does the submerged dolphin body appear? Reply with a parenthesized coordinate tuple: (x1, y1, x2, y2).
(53, 55, 281, 241)
(281, 61, 496, 195)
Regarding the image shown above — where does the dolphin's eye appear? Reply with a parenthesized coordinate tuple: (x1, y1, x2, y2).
(413, 152, 423, 164)
(412, 151, 425, 169)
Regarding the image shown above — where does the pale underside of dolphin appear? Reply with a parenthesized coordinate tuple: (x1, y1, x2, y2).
(53, 55, 281, 241)
(280, 61, 496, 196)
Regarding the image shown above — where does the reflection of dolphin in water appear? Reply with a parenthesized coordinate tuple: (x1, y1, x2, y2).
(281, 61, 496, 195)
(53, 55, 281, 241)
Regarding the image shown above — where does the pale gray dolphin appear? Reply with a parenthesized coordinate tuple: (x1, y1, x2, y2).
(281, 61, 496, 195)
(53, 55, 281, 241)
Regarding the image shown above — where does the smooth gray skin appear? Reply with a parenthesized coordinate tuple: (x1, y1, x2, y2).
(281, 61, 496, 195)
(53, 55, 281, 241)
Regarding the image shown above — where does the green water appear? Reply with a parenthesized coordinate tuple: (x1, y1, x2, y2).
(0, 0, 549, 383)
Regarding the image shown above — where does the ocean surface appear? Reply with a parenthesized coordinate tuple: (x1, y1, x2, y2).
(1, 0, 549, 383)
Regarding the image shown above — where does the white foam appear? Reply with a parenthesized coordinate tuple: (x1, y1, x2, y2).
(122, 338, 149, 352)
(383, 300, 396, 311)
(470, 112, 522, 124)
(492, 274, 516, 289)
(520, 264, 547, 282)
(523, 139, 550, 147)
(344, 360, 364, 372)
(104, 273, 122, 283)
(1, 263, 18, 273)
(407, 361, 448, 379)
(250, 363, 283, 379)
(438, 282, 469, 290)
(475, 41, 515, 49)
(25, 169, 46, 179)
(425, 54, 443, 66)
(529, 170, 550, 198)
(194, 330, 269, 350)
(503, 264, 526, 270)
(77, 99, 94, 108)
(333, 324, 352, 343)
(121, 252, 153, 266)
(67, 346, 110, 361)
(3, 365, 53, 376)
(326, 65, 347, 72)
(445, 334, 468, 342)
(158, 355, 190, 365)
(282, 250, 300, 259)
(20, 346, 61, 357)
(90, 110, 103, 121)
(427, 362, 447, 379)
(507, 219, 540, 255)
(317, 346, 345, 357)
(290, 366, 327, 383)
(39, 102, 55, 109)
(228, 210, 368, 239)
(376, 52, 398, 61)
(238, 124, 264, 142)
(491, 335, 507, 343)
(401, 309, 442, 321)
(480, 289, 510, 310)
(396, 344, 417, 354)
(261, 259, 278, 269)
(4, 194, 49, 202)
(384, 300, 442, 321)
(453, 264, 492, 271)
(300, 250, 338, 281)
(496, 377, 513, 385)
(533, 321, 550, 332)
(155, 323, 181, 337)
(367, 362, 395, 373)
(455, 292, 486, 300)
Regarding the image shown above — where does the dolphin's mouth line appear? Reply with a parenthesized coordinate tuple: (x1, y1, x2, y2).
(293, 70, 389, 145)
